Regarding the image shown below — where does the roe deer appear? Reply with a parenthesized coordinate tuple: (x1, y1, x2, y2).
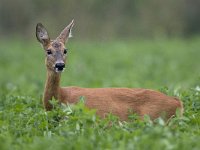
(36, 20, 183, 121)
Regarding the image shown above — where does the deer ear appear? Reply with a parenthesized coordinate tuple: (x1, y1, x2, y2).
(36, 23, 50, 46)
(56, 20, 74, 44)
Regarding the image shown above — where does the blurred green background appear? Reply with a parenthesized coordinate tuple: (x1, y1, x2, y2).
(0, 0, 200, 39)
(0, 0, 200, 95)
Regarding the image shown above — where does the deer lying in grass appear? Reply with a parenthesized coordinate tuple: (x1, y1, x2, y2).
(36, 20, 183, 121)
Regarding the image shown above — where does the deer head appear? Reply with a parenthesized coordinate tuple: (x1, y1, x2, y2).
(36, 20, 74, 73)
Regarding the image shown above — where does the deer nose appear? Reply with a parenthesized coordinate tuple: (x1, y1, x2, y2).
(55, 63, 65, 70)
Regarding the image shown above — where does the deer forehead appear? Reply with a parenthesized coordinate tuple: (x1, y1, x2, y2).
(47, 41, 65, 51)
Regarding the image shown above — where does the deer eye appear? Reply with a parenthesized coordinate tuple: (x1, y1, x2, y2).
(64, 49, 68, 54)
(46, 49, 52, 55)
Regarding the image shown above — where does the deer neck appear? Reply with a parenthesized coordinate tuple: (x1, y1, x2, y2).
(43, 71, 61, 110)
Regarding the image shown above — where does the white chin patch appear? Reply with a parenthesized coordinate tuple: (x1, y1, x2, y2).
(55, 67, 65, 73)
(55, 68, 62, 73)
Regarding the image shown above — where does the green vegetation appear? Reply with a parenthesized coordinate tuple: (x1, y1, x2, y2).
(0, 38, 200, 150)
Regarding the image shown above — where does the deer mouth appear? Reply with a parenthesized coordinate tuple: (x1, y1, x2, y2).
(55, 67, 65, 73)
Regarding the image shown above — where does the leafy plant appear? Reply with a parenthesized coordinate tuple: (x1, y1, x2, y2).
(0, 39, 200, 149)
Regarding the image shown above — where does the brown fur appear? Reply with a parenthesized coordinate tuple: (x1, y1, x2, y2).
(36, 20, 184, 121)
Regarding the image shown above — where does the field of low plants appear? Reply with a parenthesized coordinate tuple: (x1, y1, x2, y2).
(0, 38, 200, 150)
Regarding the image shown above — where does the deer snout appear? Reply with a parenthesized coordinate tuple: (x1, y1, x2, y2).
(55, 62, 65, 72)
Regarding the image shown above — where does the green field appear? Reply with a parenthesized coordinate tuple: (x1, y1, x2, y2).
(0, 38, 200, 150)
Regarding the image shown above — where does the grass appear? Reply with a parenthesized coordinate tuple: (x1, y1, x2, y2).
(0, 38, 200, 149)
